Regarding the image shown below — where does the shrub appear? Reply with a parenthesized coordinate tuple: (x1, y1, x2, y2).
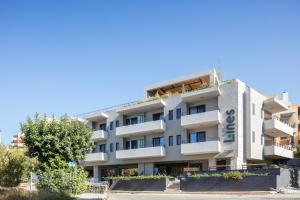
(0, 188, 75, 200)
(0, 146, 33, 187)
(108, 175, 172, 181)
(190, 173, 223, 179)
(38, 166, 88, 194)
(223, 171, 243, 180)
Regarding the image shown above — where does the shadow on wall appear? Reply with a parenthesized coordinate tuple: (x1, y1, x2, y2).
(290, 168, 299, 188)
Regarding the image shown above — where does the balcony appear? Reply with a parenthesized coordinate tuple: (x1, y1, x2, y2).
(85, 152, 108, 162)
(116, 146, 166, 159)
(116, 120, 166, 137)
(181, 140, 221, 155)
(91, 130, 108, 141)
(264, 145, 293, 159)
(116, 99, 165, 115)
(181, 110, 221, 129)
(181, 87, 220, 103)
(264, 97, 288, 114)
(264, 118, 294, 137)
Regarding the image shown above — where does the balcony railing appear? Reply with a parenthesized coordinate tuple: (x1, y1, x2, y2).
(181, 140, 221, 155)
(181, 107, 221, 129)
(263, 144, 293, 159)
(264, 117, 294, 137)
(116, 120, 166, 137)
(85, 152, 108, 162)
(91, 130, 108, 141)
(116, 146, 166, 159)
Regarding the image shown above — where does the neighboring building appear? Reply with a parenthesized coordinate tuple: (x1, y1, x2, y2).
(281, 103, 300, 145)
(80, 69, 294, 181)
(10, 133, 25, 148)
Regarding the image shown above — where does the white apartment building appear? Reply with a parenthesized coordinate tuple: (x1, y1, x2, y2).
(80, 69, 294, 181)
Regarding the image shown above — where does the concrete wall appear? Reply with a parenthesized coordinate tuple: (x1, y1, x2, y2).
(245, 88, 264, 160)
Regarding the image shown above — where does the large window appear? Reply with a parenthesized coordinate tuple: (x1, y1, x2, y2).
(152, 137, 164, 147)
(169, 136, 173, 146)
(99, 144, 106, 153)
(189, 105, 206, 115)
(125, 117, 138, 125)
(153, 113, 164, 121)
(176, 135, 181, 145)
(176, 108, 181, 119)
(188, 131, 206, 143)
(99, 123, 106, 131)
(116, 142, 119, 151)
(115, 120, 119, 128)
(169, 110, 173, 120)
(125, 140, 139, 149)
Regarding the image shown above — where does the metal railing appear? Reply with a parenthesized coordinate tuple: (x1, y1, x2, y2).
(181, 106, 219, 116)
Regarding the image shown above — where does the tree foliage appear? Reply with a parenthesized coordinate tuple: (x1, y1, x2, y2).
(21, 114, 93, 170)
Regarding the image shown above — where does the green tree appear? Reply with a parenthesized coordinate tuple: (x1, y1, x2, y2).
(21, 114, 93, 170)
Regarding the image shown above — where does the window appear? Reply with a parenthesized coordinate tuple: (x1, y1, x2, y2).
(125, 117, 138, 125)
(125, 141, 130, 149)
(131, 140, 138, 149)
(169, 110, 173, 120)
(99, 123, 106, 131)
(176, 108, 181, 119)
(116, 142, 119, 150)
(110, 122, 113, 130)
(152, 137, 164, 147)
(153, 113, 164, 121)
(110, 143, 113, 152)
(116, 120, 119, 128)
(252, 131, 255, 143)
(138, 139, 145, 148)
(252, 104, 255, 115)
(176, 135, 181, 145)
(99, 144, 106, 153)
(188, 131, 206, 143)
(169, 136, 173, 146)
(189, 105, 206, 115)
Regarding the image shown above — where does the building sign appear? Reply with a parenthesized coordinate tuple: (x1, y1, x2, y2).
(224, 109, 235, 142)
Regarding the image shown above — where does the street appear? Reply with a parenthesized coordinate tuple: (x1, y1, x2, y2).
(107, 192, 300, 200)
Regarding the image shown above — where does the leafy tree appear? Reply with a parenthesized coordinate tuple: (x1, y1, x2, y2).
(21, 114, 93, 170)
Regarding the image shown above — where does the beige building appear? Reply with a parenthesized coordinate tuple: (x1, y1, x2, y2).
(10, 133, 25, 149)
(281, 102, 300, 145)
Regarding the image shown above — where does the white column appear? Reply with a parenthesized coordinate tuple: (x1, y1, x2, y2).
(93, 165, 99, 182)
(208, 159, 216, 171)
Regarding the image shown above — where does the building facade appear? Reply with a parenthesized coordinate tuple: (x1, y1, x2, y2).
(81, 69, 294, 181)
(10, 133, 25, 149)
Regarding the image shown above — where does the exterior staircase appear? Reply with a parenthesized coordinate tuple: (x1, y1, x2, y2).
(164, 178, 181, 192)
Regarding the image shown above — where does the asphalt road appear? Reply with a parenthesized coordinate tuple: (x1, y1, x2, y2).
(107, 192, 300, 200)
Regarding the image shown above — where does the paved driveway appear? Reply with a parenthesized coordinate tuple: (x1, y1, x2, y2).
(107, 192, 300, 200)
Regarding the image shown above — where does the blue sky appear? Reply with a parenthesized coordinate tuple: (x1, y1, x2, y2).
(0, 0, 299, 145)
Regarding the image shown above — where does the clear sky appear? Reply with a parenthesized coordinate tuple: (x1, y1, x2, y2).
(0, 0, 299, 145)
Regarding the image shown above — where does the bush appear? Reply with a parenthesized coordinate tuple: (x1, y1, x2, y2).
(0, 188, 75, 200)
(108, 175, 172, 181)
(38, 166, 88, 194)
(223, 171, 243, 180)
(190, 173, 223, 179)
(0, 146, 33, 187)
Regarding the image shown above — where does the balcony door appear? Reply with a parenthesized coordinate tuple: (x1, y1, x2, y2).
(188, 131, 206, 143)
(152, 137, 164, 147)
(153, 112, 164, 121)
(189, 105, 206, 115)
